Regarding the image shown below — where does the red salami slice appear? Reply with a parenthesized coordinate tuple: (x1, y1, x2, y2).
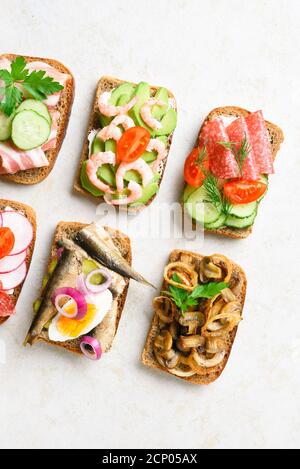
(199, 118, 239, 179)
(0, 291, 16, 317)
(245, 111, 274, 174)
(226, 117, 259, 180)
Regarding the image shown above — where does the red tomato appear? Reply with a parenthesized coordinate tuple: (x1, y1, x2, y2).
(116, 126, 151, 164)
(184, 147, 210, 187)
(0, 227, 15, 260)
(223, 180, 267, 204)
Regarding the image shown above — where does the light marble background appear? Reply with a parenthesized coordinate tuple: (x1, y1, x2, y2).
(0, 0, 299, 450)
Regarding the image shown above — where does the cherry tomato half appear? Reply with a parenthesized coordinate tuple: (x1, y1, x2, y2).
(223, 180, 267, 204)
(184, 147, 210, 188)
(0, 227, 15, 260)
(116, 126, 151, 164)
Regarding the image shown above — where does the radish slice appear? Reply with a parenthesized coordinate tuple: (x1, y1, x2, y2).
(0, 211, 33, 255)
(0, 261, 27, 290)
(0, 251, 27, 274)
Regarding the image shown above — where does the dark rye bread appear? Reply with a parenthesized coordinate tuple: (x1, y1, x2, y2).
(0, 199, 36, 325)
(73, 76, 176, 213)
(188, 106, 284, 239)
(0, 54, 74, 185)
(32, 221, 131, 356)
(142, 250, 247, 385)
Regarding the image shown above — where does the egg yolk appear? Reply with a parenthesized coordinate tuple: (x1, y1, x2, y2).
(57, 303, 97, 337)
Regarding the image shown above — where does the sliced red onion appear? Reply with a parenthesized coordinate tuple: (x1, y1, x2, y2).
(85, 269, 112, 294)
(80, 336, 102, 360)
(76, 273, 90, 296)
(51, 287, 87, 319)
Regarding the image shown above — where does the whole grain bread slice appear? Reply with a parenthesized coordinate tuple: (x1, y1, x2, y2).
(187, 106, 284, 239)
(0, 54, 75, 185)
(73, 76, 176, 213)
(142, 249, 247, 384)
(30, 221, 131, 356)
(0, 199, 36, 325)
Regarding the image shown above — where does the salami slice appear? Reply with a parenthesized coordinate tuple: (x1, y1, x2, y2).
(199, 118, 239, 179)
(0, 291, 16, 317)
(245, 111, 274, 174)
(226, 117, 259, 180)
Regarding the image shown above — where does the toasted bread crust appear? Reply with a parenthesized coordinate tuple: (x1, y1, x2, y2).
(30, 221, 132, 356)
(142, 250, 247, 384)
(0, 54, 75, 185)
(73, 76, 176, 213)
(0, 200, 36, 325)
(186, 106, 284, 239)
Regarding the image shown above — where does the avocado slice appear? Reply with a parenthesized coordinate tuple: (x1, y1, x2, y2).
(152, 87, 169, 120)
(130, 82, 152, 131)
(124, 170, 142, 184)
(97, 164, 116, 187)
(99, 82, 136, 128)
(130, 182, 159, 206)
(80, 161, 104, 197)
(141, 136, 168, 164)
(105, 139, 116, 153)
(91, 135, 105, 154)
(154, 108, 177, 136)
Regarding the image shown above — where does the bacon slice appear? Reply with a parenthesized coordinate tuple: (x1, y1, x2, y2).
(245, 110, 274, 174)
(42, 110, 60, 151)
(0, 142, 49, 174)
(199, 117, 239, 179)
(226, 117, 259, 180)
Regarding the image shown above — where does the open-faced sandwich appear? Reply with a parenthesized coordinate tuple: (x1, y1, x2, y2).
(183, 107, 284, 238)
(0, 54, 74, 184)
(142, 250, 247, 384)
(24, 222, 153, 360)
(0, 200, 36, 324)
(74, 77, 177, 211)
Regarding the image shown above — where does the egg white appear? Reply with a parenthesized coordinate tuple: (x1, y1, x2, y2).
(48, 289, 113, 342)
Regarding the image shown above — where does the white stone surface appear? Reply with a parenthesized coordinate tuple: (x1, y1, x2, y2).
(0, 0, 299, 450)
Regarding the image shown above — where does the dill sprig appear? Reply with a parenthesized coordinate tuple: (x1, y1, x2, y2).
(203, 173, 232, 216)
(218, 134, 252, 176)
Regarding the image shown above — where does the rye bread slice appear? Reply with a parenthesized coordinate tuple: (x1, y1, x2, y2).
(0, 199, 36, 325)
(142, 249, 247, 385)
(0, 54, 75, 185)
(73, 76, 176, 213)
(29, 221, 131, 356)
(186, 106, 284, 239)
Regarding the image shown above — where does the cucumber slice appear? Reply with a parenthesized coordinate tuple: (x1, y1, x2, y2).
(183, 185, 197, 203)
(11, 110, 51, 150)
(80, 161, 104, 197)
(225, 211, 257, 229)
(205, 213, 227, 230)
(229, 202, 257, 219)
(185, 186, 222, 225)
(16, 99, 51, 125)
(0, 111, 13, 141)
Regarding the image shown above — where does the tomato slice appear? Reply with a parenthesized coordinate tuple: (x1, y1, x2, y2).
(116, 126, 151, 164)
(223, 180, 267, 204)
(184, 147, 210, 188)
(0, 227, 15, 260)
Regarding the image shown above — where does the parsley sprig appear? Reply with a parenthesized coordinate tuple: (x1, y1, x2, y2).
(163, 274, 228, 313)
(218, 135, 252, 176)
(0, 57, 64, 116)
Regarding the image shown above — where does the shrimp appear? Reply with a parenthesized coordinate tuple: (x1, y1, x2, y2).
(104, 181, 143, 206)
(98, 91, 138, 117)
(97, 115, 135, 142)
(140, 99, 166, 130)
(115, 158, 154, 192)
(147, 138, 168, 172)
(86, 151, 116, 194)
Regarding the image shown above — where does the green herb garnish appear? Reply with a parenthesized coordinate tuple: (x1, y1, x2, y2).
(0, 56, 64, 116)
(218, 134, 252, 176)
(202, 173, 232, 216)
(163, 274, 228, 313)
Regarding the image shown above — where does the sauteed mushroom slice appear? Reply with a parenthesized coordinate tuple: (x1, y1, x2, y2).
(221, 288, 237, 303)
(188, 348, 226, 369)
(177, 334, 205, 351)
(164, 262, 198, 292)
(178, 311, 205, 335)
(205, 337, 227, 354)
(199, 255, 233, 284)
(153, 296, 176, 323)
(203, 301, 242, 337)
(154, 330, 173, 351)
(168, 367, 196, 378)
(168, 320, 178, 339)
